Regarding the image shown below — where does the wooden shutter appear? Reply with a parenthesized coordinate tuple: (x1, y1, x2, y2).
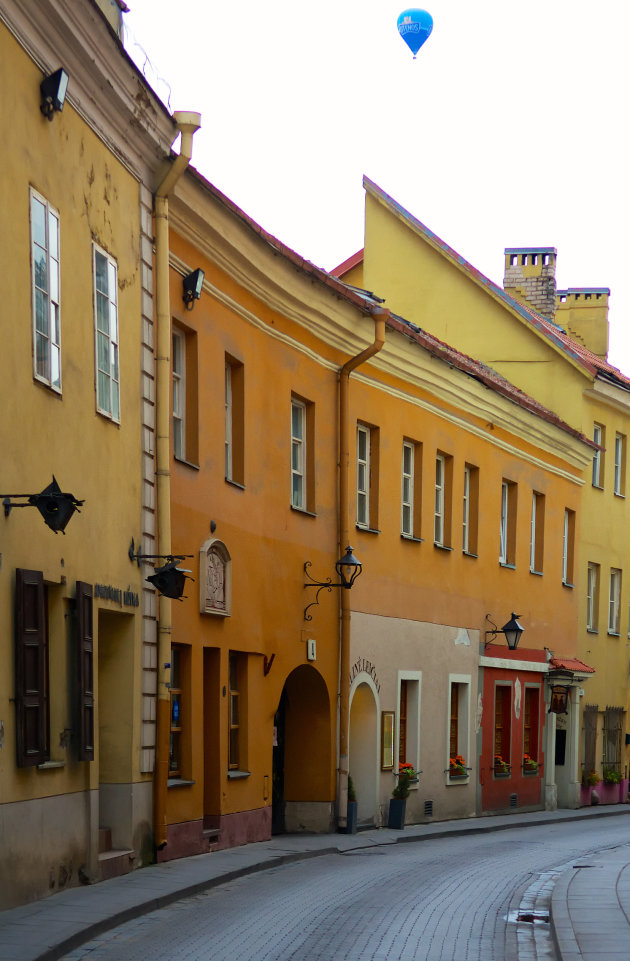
(76, 581, 94, 761)
(15, 569, 48, 767)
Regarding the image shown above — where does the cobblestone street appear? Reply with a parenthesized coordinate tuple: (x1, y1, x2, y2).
(58, 818, 630, 961)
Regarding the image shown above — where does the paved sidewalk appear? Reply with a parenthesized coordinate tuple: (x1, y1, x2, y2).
(2, 805, 630, 961)
(551, 839, 630, 961)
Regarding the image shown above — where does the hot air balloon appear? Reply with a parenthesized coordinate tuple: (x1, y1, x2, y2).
(397, 9, 433, 59)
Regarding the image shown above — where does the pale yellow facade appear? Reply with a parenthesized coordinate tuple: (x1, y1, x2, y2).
(0, 0, 174, 907)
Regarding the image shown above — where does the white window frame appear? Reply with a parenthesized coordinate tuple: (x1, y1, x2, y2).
(172, 328, 185, 459)
(291, 399, 306, 509)
(357, 425, 370, 528)
(530, 492, 538, 572)
(614, 433, 625, 496)
(93, 244, 120, 421)
(401, 441, 415, 536)
(434, 454, 445, 545)
(30, 189, 61, 391)
(446, 673, 471, 784)
(396, 670, 422, 779)
(609, 568, 621, 635)
(499, 481, 509, 563)
(562, 509, 570, 584)
(587, 562, 599, 632)
(225, 362, 233, 480)
(462, 466, 471, 552)
(592, 424, 603, 487)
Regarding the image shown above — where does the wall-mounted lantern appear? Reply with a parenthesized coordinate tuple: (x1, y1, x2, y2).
(2, 476, 83, 533)
(303, 545, 362, 620)
(40, 68, 69, 120)
(485, 612, 524, 650)
(182, 268, 204, 309)
(129, 541, 193, 599)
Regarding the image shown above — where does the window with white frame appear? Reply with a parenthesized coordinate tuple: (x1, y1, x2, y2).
(499, 480, 517, 565)
(587, 562, 599, 631)
(93, 245, 119, 420)
(401, 441, 415, 536)
(291, 399, 306, 509)
(447, 674, 470, 780)
(530, 491, 545, 573)
(357, 425, 370, 528)
(30, 190, 61, 390)
(435, 454, 445, 545)
(562, 508, 575, 585)
(225, 361, 233, 479)
(462, 466, 471, 553)
(608, 568, 621, 634)
(592, 423, 604, 487)
(397, 671, 421, 774)
(614, 433, 625, 496)
(172, 329, 185, 459)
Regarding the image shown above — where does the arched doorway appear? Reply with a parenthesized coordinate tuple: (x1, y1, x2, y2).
(349, 678, 379, 826)
(272, 665, 333, 834)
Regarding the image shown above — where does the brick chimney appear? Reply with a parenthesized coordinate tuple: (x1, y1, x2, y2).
(503, 247, 557, 321)
(556, 288, 610, 360)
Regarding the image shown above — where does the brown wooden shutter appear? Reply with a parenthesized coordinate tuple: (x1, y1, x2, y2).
(15, 569, 48, 767)
(76, 581, 94, 761)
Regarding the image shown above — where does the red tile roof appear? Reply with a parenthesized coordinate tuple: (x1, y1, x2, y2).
(184, 166, 594, 447)
(549, 657, 595, 674)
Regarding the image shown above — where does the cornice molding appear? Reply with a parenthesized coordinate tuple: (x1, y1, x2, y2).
(170, 250, 589, 483)
(1, 0, 175, 185)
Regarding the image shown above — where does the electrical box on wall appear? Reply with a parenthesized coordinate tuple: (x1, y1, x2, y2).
(307, 638, 316, 661)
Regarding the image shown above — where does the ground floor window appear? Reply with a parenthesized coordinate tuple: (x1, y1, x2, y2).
(169, 645, 184, 777)
(494, 684, 511, 772)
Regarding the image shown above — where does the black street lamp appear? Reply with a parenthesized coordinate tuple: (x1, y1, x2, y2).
(304, 546, 362, 620)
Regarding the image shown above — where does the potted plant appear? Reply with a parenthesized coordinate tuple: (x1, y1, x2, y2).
(582, 770, 600, 787)
(449, 755, 468, 778)
(523, 753, 538, 774)
(345, 774, 358, 834)
(388, 762, 417, 829)
(493, 754, 510, 776)
(603, 767, 621, 785)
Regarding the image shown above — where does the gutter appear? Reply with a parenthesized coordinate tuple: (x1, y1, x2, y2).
(336, 307, 388, 829)
(153, 111, 201, 850)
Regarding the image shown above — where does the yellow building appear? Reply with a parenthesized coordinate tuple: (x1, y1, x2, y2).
(336, 176, 630, 796)
(0, 0, 174, 907)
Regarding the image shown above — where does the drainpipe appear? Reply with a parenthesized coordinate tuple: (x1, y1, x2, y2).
(337, 307, 388, 830)
(153, 111, 201, 850)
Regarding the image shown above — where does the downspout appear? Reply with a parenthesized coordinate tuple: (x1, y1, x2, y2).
(337, 307, 388, 830)
(153, 111, 201, 850)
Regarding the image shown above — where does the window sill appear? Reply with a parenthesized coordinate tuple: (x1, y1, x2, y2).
(447, 774, 470, 785)
(290, 505, 317, 518)
(614, 492, 625, 499)
(225, 478, 246, 491)
(174, 455, 200, 471)
(433, 542, 453, 552)
(228, 770, 251, 780)
(592, 484, 604, 491)
(462, 550, 478, 559)
(401, 534, 423, 543)
(37, 760, 65, 770)
(34, 376, 63, 397)
(499, 562, 516, 570)
(587, 628, 599, 634)
(608, 631, 621, 638)
(529, 569, 543, 577)
(167, 778, 196, 788)
(562, 581, 574, 589)
(97, 410, 121, 426)
(356, 525, 380, 535)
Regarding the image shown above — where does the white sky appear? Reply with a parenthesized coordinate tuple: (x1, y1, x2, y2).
(123, 0, 630, 369)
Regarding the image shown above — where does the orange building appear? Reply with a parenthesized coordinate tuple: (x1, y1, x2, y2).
(146, 165, 594, 859)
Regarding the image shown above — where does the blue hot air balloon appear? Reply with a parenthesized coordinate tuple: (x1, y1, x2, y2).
(397, 8, 433, 58)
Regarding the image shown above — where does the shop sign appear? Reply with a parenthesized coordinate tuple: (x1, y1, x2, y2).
(94, 583, 140, 608)
(350, 657, 381, 693)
